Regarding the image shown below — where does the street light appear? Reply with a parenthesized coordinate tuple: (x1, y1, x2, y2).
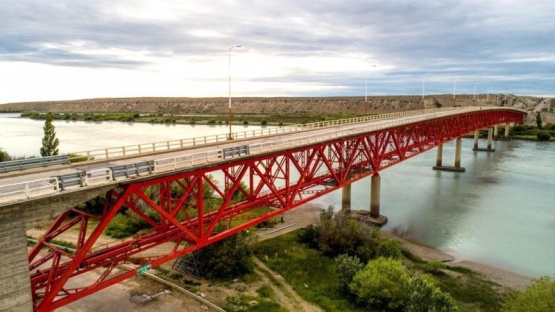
(227, 45, 241, 140)
(422, 73, 430, 102)
(487, 87, 493, 104)
(473, 83, 480, 102)
(365, 65, 376, 115)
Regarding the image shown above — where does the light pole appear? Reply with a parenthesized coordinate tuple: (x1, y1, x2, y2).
(487, 87, 493, 104)
(453, 80, 456, 100)
(227, 45, 241, 140)
(473, 83, 480, 102)
(365, 65, 376, 115)
(422, 73, 430, 102)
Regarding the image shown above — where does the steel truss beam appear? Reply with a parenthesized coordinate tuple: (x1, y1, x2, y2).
(30, 110, 524, 311)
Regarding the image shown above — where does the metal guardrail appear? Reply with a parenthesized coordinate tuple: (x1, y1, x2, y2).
(66, 108, 455, 162)
(0, 154, 70, 173)
(0, 107, 522, 205)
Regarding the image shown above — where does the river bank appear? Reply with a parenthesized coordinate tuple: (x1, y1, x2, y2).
(269, 203, 534, 291)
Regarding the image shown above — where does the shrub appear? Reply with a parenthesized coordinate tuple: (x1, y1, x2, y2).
(256, 285, 274, 298)
(349, 258, 411, 310)
(335, 254, 364, 292)
(243, 120, 249, 125)
(502, 276, 555, 312)
(537, 130, 551, 141)
(261, 120, 268, 125)
(377, 238, 402, 259)
(192, 231, 255, 279)
(349, 258, 457, 311)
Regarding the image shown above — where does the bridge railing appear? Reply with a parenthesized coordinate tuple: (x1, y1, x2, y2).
(1, 107, 515, 204)
(67, 107, 456, 162)
(0, 177, 59, 202)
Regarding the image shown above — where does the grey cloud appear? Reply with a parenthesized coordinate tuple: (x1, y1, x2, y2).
(1, 0, 554, 95)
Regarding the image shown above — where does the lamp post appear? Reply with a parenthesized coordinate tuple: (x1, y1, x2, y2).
(487, 87, 493, 104)
(227, 45, 241, 140)
(422, 73, 430, 102)
(365, 65, 376, 115)
(473, 83, 480, 102)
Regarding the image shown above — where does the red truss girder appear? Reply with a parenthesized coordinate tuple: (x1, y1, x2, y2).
(30, 110, 524, 311)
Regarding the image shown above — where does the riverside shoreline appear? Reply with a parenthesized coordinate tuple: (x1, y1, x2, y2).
(268, 203, 535, 291)
(381, 230, 534, 290)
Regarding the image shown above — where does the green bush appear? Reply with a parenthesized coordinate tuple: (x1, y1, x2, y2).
(191, 231, 255, 279)
(537, 130, 551, 141)
(256, 285, 274, 298)
(349, 258, 457, 311)
(377, 238, 402, 259)
(502, 276, 555, 312)
(335, 254, 364, 292)
(243, 120, 249, 125)
(261, 120, 268, 125)
(349, 258, 411, 310)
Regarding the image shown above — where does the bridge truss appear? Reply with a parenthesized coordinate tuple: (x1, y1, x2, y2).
(29, 109, 524, 311)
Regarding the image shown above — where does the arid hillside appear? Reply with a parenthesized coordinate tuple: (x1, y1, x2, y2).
(0, 94, 542, 115)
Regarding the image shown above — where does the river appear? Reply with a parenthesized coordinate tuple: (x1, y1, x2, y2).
(1, 113, 554, 277)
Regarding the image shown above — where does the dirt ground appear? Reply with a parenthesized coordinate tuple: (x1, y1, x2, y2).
(31, 203, 532, 312)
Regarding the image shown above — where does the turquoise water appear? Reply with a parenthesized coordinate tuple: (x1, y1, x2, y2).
(312, 138, 555, 277)
(1, 113, 554, 277)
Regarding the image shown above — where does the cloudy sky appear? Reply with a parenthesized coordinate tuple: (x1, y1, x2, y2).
(1, 0, 554, 104)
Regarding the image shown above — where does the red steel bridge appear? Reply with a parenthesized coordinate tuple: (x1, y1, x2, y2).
(0, 107, 526, 311)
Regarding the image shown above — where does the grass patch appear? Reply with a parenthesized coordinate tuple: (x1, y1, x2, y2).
(434, 271, 504, 312)
(253, 232, 365, 312)
(224, 294, 288, 312)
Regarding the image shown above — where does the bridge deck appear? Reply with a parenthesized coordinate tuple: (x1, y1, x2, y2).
(0, 107, 522, 206)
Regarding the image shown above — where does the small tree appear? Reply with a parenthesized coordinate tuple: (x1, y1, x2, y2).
(40, 113, 60, 156)
(536, 112, 543, 129)
(0, 148, 10, 162)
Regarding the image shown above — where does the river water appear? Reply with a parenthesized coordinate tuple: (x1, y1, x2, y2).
(1, 113, 554, 277)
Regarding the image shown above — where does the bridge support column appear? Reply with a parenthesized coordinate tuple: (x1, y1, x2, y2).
(487, 128, 494, 150)
(433, 139, 465, 172)
(473, 128, 495, 152)
(341, 184, 351, 211)
(494, 125, 499, 139)
(504, 123, 510, 138)
(370, 174, 380, 218)
(363, 173, 388, 226)
(473, 131, 479, 149)
(435, 144, 443, 167)
(0, 207, 33, 311)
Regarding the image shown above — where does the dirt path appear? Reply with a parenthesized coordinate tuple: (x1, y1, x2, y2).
(253, 257, 323, 312)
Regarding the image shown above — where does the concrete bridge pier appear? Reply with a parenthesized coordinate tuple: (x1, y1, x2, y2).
(341, 183, 351, 211)
(433, 138, 466, 172)
(494, 125, 499, 139)
(473, 128, 496, 152)
(349, 173, 387, 226)
(504, 123, 511, 139)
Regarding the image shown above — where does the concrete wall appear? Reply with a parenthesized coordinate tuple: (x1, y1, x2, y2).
(0, 185, 112, 311)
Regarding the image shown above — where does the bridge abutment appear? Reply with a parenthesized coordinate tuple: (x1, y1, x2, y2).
(0, 206, 33, 312)
(433, 138, 465, 172)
